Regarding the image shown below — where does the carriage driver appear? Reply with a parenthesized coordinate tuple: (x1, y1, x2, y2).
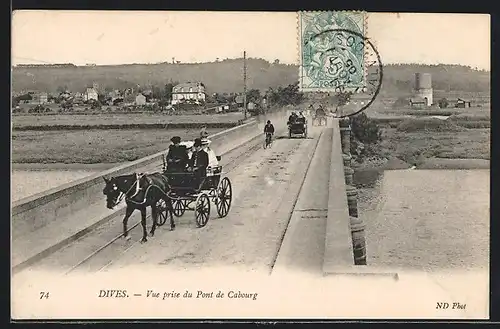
(166, 136, 189, 173)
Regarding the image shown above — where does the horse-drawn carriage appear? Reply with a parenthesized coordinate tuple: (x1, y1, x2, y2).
(156, 139, 233, 229)
(102, 138, 233, 243)
(288, 118, 308, 138)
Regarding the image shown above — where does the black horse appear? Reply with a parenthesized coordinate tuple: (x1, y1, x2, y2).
(102, 172, 175, 243)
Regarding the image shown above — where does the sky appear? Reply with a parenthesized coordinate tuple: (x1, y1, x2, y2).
(11, 11, 490, 70)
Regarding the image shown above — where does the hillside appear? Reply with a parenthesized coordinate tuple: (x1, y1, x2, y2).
(380, 64, 490, 96)
(12, 59, 490, 95)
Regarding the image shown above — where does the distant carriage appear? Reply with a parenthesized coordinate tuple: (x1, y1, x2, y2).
(158, 140, 233, 228)
(288, 117, 308, 138)
(312, 107, 327, 126)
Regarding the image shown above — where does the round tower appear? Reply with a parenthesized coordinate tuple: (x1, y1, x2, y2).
(414, 73, 433, 106)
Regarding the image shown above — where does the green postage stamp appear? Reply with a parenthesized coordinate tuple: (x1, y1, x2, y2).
(298, 11, 368, 92)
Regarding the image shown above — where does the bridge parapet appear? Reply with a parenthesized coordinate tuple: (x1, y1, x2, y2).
(323, 118, 367, 275)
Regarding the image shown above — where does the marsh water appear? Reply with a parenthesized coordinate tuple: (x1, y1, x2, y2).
(354, 168, 490, 271)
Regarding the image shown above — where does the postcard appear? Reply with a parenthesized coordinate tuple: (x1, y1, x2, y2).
(11, 10, 490, 320)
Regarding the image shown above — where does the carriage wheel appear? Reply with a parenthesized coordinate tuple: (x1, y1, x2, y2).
(155, 199, 172, 227)
(172, 199, 186, 217)
(195, 193, 210, 228)
(216, 177, 232, 218)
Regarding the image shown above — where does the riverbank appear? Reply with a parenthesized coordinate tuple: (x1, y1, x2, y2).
(352, 115, 490, 171)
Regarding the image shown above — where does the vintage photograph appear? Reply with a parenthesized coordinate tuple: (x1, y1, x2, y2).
(11, 11, 490, 319)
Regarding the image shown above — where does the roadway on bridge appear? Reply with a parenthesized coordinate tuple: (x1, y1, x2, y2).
(15, 122, 330, 278)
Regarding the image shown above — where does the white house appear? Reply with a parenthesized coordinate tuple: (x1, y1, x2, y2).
(171, 82, 206, 105)
(135, 94, 146, 105)
(84, 87, 98, 101)
(37, 92, 48, 104)
(30, 92, 48, 105)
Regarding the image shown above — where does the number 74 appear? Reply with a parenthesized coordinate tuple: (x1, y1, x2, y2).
(39, 292, 49, 299)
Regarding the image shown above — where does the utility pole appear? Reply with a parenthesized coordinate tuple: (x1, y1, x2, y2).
(243, 50, 247, 120)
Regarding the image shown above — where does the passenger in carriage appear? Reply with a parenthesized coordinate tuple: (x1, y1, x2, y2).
(187, 138, 209, 187)
(166, 136, 189, 173)
(297, 111, 306, 124)
(200, 138, 218, 166)
(288, 112, 297, 126)
(200, 125, 209, 141)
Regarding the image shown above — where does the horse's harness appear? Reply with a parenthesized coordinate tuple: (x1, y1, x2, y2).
(115, 173, 169, 206)
(114, 173, 144, 205)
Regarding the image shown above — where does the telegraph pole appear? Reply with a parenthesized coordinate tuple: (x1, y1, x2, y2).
(243, 50, 247, 120)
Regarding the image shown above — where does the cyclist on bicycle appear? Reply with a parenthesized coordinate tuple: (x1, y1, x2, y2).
(264, 120, 275, 146)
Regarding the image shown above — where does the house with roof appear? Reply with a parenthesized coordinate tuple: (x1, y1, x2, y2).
(455, 98, 471, 108)
(171, 82, 206, 105)
(135, 93, 147, 105)
(410, 97, 428, 108)
(30, 92, 48, 105)
(84, 87, 98, 102)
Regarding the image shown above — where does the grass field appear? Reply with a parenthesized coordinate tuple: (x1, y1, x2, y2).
(12, 113, 245, 129)
(354, 103, 491, 170)
(12, 128, 222, 164)
(379, 127, 490, 163)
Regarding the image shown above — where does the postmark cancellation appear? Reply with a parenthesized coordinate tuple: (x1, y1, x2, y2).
(298, 11, 370, 93)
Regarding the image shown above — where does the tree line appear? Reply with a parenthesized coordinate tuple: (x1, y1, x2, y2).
(12, 62, 490, 95)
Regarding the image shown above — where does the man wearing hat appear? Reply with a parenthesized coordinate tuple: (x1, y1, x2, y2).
(187, 138, 209, 187)
(297, 111, 306, 124)
(166, 136, 189, 173)
(288, 112, 297, 126)
(200, 125, 209, 140)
